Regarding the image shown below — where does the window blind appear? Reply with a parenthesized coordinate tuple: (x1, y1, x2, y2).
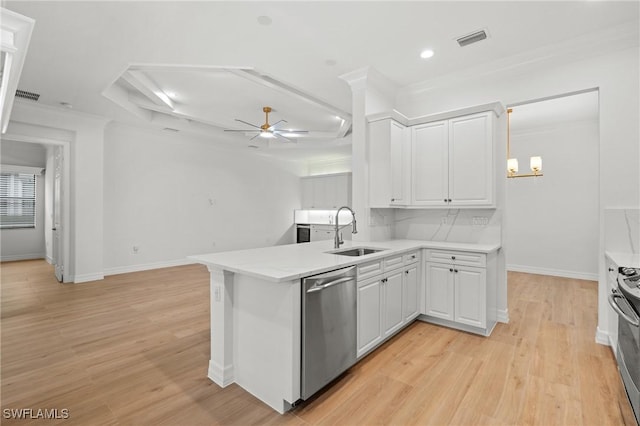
(0, 173, 36, 229)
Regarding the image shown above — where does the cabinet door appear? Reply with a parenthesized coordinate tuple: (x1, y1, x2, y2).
(383, 269, 404, 337)
(454, 265, 486, 328)
(330, 174, 351, 208)
(301, 178, 314, 209)
(412, 121, 449, 206)
(369, 119, 406, 207)
(425, 262, 454, 321)
(311, 176, 329, 208)
(448, 113, 494, 206)
(357, 279, 383, 357)
(403, 265, 419, 322)
(389, 121, 408, 205)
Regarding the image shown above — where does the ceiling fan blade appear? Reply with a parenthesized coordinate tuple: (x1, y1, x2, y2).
(268, 119, 287, 130)
(276, 130, 308, 134)
(274, 133, 294, 143)
(234, 119, 261, 129)
(249, 133, 261, 141)
(224, 129, 260, 132)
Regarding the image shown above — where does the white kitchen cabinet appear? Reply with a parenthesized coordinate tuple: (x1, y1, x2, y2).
(357, 251, 421, 358)
(403, 263, 420, 322)
(412, 112, 494, 207)
(357, 277, 383, 356)
(383, 269, 404, 337)
(425, 262, 455, 321)
(301, 173, 352, 209)
(423, 249, 496, 336)
(411, 121, 449, 206)
(368, 119, 409, 207)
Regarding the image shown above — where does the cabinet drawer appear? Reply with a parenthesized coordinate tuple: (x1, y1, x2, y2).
(384, 255, 404, 271)
(426, 249, 486, 267)
(357, 260, 383, 281)
(403, 251, 420, 265)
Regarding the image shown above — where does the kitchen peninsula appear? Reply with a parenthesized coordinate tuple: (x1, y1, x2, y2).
(190, 239, 501, 413)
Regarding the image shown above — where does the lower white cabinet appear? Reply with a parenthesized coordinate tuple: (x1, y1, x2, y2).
(403, 264, 419, 321)
(383, 269, 404, 337)
(357, 251, 421, 358)
(423, 249, 496, 336)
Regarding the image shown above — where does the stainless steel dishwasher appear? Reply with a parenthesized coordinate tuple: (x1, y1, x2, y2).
(301, 265, 357, 400)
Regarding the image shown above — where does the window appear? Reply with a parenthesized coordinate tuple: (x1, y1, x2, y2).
(0, 173, 36, 229)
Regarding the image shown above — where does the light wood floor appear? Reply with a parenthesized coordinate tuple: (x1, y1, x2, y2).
(1, 260, 635, 425)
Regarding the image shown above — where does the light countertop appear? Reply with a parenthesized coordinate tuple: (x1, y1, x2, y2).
(606, 251, 640, 268)
(190, 239, 501, 282)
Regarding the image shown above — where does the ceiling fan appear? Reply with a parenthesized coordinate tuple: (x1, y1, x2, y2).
(224, 106, 308, 142)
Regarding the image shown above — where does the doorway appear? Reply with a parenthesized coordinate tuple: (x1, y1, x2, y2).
(0, 135, 70, 282)
(505, 90, 599, 280)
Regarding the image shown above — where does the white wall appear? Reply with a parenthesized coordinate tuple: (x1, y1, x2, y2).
(103, 123, 301, 274)
(506, 119, 599, 280)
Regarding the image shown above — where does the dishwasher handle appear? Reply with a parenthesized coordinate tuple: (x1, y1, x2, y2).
(306, 277, 354, 293)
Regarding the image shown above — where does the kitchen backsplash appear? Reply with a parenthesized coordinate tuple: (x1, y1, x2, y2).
(605, 208, 639, 254)
(389, 208, 501, 244)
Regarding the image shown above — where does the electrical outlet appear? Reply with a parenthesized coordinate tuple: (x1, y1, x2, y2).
(132, 245, 139, 254)
(472, 217, 489, 226)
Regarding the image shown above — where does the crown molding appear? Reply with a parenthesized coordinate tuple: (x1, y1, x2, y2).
(398, 20, 639, 99)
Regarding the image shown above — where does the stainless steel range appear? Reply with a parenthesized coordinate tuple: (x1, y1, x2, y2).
(609, 266, 640, 424)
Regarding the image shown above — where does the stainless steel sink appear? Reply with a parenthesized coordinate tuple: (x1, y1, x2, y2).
(328, 247, 386, 257)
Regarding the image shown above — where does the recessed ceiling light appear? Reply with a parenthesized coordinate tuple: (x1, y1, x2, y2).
(420, 49, 435, 59)
(257, 15, 272, 26)
(59, 102, 73, 108)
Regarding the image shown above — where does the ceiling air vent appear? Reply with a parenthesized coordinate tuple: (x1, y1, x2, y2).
(162, 127, 179, 132)
(15, 89, 40, 101)
(456, 29, 488, 47)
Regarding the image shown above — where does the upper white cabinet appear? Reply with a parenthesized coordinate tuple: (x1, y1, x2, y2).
(301, 173, 352, 209)
(412, 112, 495, 207)
(369, 119, 409, 207)
(367, 105, 500, 209)
(1, 8, 35, 133)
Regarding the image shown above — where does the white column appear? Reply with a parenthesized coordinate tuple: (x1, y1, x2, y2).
(207, 267, 235, 386)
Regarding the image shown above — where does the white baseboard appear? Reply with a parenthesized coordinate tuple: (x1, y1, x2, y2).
(497, 308, 509, 323)
(595, 326, 610, 346)
(103, 258, 197, 277)
(45, 256, 53, 264)
(1, 252, 46, 262)
(507, 264, 598, 281)
(71, 273, 105, 283)
(208, 359, 234, 388)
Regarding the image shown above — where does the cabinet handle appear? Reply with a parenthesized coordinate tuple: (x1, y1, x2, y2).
(608, 267, 615, 272)
(449, 268, 453, 272)
(391, 198, 395, 202)
(448, 199, 452, 203)
(454, 269, 459, 273)
(382, 278, 387, 283)
(405, 270, 409, 274)
(451, 256, 456, 260)
(443, 199, 447, 203)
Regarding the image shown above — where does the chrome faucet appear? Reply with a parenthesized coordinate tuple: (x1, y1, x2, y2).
(334, 206, 358, 249)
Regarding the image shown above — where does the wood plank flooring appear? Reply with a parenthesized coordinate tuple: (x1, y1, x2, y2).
(1, 260, 635, 425)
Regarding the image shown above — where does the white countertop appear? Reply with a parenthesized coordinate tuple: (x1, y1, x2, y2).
(605, 251, 640, 268)
(190, 239, 501, 282)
